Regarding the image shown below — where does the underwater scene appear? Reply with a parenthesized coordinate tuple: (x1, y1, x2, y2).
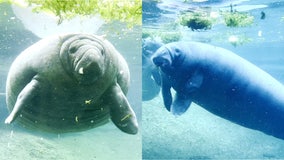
(1, 0, 284, 160)
(142, 0, 284, 159)
(0, 1, 141, 160)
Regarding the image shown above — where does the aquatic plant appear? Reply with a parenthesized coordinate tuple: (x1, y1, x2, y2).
(2, 0, 141, 27)
(160, 32, 181, 43)
(142, 30, 152, 39)
(222, 11, 254, 27)
(143, 29, 181, 44)
(179, 12, 212, 31)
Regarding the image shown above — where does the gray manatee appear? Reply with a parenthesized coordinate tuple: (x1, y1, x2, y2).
(5, 33, 138, 134)
(142, 39, 163, 101)
(152, 41, 284, 140)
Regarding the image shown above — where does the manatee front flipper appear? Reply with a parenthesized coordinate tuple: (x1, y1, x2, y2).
(171, 71, 203, 116)
(107, 83, 138, 134)
(161, 73, 172, 112)
(185, 70, 203, 92)
(171, 93, 192, 116)
(5, 77, 40, 124)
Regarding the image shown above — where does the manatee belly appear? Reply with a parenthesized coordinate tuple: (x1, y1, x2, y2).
(7, 90, 110, 133)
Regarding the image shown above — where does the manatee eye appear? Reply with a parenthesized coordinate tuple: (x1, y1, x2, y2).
(69, 46, 77, 54)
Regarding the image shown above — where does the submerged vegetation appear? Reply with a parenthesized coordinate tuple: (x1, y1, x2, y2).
(176, 3, 255, 46)
(222, 11, 254, 27)
(222, 3, 254, 27)
(160, 32, 181, 43)
(2, 0, 142, 27)
(179, 10, 254, 30)
(179, 12, 213, 31)
(179, 3, 254, 31)
(143, 29, 181, 44)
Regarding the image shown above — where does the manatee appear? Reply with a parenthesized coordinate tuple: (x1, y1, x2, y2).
(152, 41, 284, 140)
(142, 39, 163, 101)
(5, 33, 138, 134)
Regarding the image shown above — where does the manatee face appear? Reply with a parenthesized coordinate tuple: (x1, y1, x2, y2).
(152, 44, 184, 73)
(152, 46, 172, 67)
(152, 43, 186, 68)
(60, 35, 106, 85)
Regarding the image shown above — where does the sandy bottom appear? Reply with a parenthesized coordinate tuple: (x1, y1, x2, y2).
(142, 94, 284, 159)
(0, 119, 141, 160)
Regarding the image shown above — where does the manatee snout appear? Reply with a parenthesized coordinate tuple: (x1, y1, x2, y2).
(152, 55, 171, 68)
(73, 49, 105, 84)
(152, 47, 173, 68)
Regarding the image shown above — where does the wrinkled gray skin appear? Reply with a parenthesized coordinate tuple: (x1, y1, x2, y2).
(152, 41, 284, 140)
(5, 33, 138, 134)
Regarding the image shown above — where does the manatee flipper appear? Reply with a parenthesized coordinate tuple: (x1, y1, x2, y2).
(161, 72, 172, 112)
(107, 83, 138, 134)
(170, 71, 203, 115)
(171, 93, 192, 116)
(186, 70, 203, 92)
(5, 78, 40, 124)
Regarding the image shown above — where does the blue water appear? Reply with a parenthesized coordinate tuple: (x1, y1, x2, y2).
(0, 3, 141, 160)
(142, 0, 284, 159)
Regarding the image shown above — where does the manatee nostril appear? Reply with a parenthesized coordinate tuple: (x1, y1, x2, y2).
(100, 50, 104, 56)
(152, 57, 160, 66)
(152, 56, 165, 67)
(83, 62, 103, 77)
